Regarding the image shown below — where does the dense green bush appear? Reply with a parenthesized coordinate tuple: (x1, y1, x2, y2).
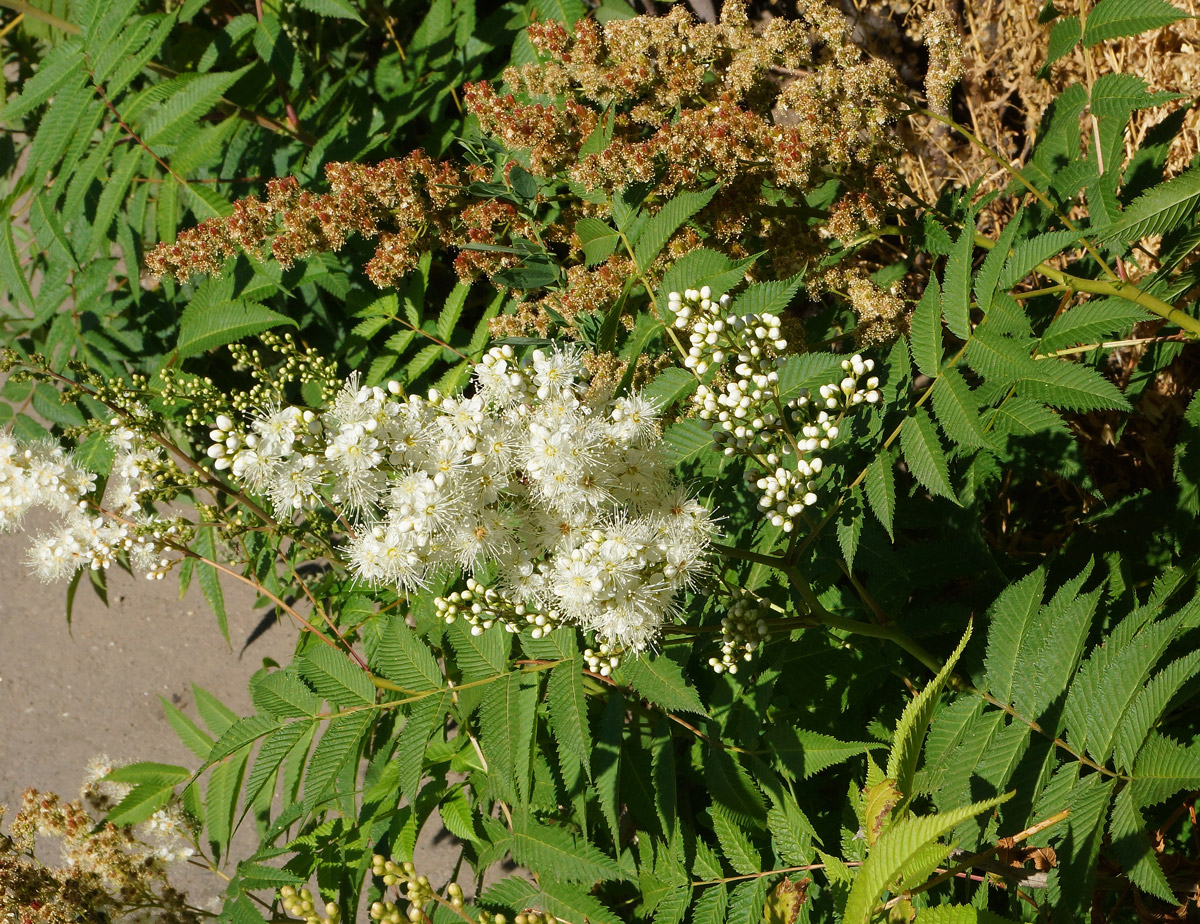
(4, 0, 1200, 922)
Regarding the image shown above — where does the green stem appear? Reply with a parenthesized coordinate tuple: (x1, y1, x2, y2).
(0, 0, 71, 31)
(971, 232, 1200, 337)
(784, 565, 944, 674)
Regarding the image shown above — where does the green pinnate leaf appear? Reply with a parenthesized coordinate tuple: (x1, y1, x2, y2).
(295, 0, 365, 21)
(770, 725, 879, 780)
(706, 750, 765, 828)
(1175, 392, 1200, 514)
(138, 66, 252, 145)
(479, 672, 539, 804)
(1108, 785, 1174, 901)
(161, 698, 214, 760)
(395, 692, 447, 804)
(887, 626, 972, 800)
(942, 221, 975, 338)
(616, 653, 707, 716)
(205, 751, 248, 860)
(917, 908, 1023, 923)
(900, 406, 957, 501)
(1094, 166, 1200, 244)
(730, 272, 805, 319)
(931, 367, 991, 450)
(375, 616, 444, 692)
(632, 185, 720, 268)
(982, 569, 1047, 706)
(449, 618, 511, 681)
(1038, 298, 1152, 353)
(205, 714, 282, 767)
(250, 670, 322, 718)
(0, 41, 86, 122)
(510, 812, 622, 883)
(864, 449, 897, 539)
(576, 217, 621, 266)
(710, 804, 761, 875)
(106, 782, 178, 827)
(301, 710, 372, 812)
(177, 299, 297, 358)
(298, 645, 375, 707)
(1113, 650, 1200, 771)
(547, 657, 592, 776)
(1012, 578, 1099, 721)
(973, 208, 1023, 312)
(1043, 16, 1082, 71)
(690, 884, 728, 924)
(1082, 0, 1190, 45)
(192, 683, 238, 736)
(1078, 614, 1182, 763)
(1018, 359, 1129, 412)
(908, 276, 943, 377)
(242, 721, 310, 814)
(105, 762, 190, 786)
(1130, 733, 1200, 808)
(659, 249, 759, 307)
(841, 794, 1010, 924)
(998, 229, 1080, 290)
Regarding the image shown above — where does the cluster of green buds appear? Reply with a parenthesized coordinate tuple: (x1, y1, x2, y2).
(434, 578, 561, 638)
(370, 855, 464, 924)
(709, 590, 770, 675)
(280, 885, 341, 924)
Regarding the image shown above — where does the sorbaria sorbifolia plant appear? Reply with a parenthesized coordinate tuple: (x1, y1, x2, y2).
(4, 0, 1200, 921)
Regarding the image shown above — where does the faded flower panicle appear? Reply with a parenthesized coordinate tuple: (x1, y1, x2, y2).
(147, 4, 907, 341)
(922, 4, 964, 115)
(147, 155, 467, 287)
(1, 766, 199, 924)
(844, 271, 908, 346)
(209, 347, 717, 651)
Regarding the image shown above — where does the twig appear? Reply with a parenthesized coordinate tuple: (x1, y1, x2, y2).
(878, 808, 1070, 911)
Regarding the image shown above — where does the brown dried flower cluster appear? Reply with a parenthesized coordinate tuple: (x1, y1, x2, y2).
(487, 0, 904, 261)
(147, 1, 917, 343)
(148, 155, 465, 288)
(1, 764, 200, 923)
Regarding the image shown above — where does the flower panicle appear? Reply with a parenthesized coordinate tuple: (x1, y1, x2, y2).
(211, 345, 718, 653)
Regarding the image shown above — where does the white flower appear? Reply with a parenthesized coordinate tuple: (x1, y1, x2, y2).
(268, 453, 322, 512)
(531, 346, 584, 401)
(252, 404, 306, 457)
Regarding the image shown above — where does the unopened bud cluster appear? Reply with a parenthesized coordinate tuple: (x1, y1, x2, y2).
(436, 577, 562, 638)
(709, 590, 770, 675)
(211, 345, 716, 651)
(672, 288, 882, 531)
(369, 856, 467, 924)
(1, 431, 179, 583)
(281, 885, 341, 924)
(584, 641, 622, 677)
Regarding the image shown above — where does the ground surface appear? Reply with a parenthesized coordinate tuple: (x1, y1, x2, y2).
(0, 524, 461, 909)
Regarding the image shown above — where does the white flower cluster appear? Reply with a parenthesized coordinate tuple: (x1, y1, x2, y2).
(671, 288, 881, 531)
(0, 431, 175, 583)
(709, 590, 769, 675)
(212, 345, 716, 651)
(0, 433, 96, 530)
